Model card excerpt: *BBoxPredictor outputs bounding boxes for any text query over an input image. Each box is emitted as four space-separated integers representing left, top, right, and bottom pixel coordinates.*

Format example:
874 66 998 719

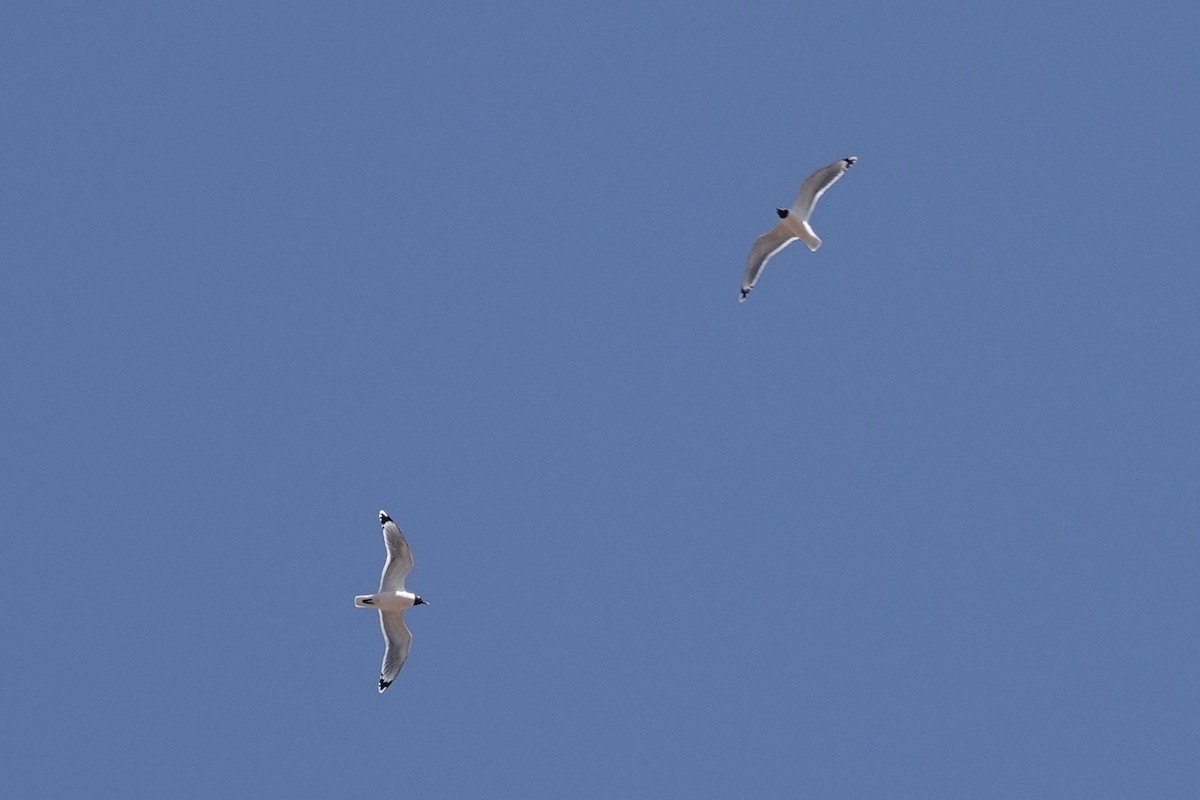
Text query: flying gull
740 156 858 302
355 510 428 693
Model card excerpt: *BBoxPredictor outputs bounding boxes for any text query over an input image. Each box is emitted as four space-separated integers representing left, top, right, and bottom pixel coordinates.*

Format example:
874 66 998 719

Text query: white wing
378 510 413 593
740 223 797 302
792 156 857 221
377 609 412 693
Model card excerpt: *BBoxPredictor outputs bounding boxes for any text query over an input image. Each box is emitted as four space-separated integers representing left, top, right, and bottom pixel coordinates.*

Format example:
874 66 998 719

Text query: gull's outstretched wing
740 223 797 302
792 156 857 221
378 510 413 593
377 609 412 693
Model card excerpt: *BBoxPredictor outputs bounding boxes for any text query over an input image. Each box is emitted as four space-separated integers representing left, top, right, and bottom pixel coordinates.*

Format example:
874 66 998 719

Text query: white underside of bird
740 156 858 302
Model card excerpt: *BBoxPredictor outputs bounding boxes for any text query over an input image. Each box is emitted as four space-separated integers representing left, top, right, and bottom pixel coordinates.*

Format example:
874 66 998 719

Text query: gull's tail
798 220 822 251
355 595 375 607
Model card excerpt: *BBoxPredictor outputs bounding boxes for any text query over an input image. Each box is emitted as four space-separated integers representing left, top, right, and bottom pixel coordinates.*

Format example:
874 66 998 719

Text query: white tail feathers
799 220 822 251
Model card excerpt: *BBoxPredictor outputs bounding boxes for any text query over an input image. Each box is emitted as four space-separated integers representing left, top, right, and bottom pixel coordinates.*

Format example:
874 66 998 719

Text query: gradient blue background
3 2 1198 797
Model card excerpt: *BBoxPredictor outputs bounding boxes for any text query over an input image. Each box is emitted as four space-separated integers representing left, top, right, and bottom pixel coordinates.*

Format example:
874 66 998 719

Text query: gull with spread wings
740 156 858 302
354 510 428 693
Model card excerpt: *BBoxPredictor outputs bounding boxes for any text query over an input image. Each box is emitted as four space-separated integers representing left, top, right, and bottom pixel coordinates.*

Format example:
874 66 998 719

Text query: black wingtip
739 288 750 302
378 677 392 693
379 510 392 526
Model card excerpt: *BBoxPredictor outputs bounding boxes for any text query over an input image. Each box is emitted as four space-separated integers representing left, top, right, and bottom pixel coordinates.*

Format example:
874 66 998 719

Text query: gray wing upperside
377 609 412 693
740 223 797 302
792 157 855 221
378 511 413 593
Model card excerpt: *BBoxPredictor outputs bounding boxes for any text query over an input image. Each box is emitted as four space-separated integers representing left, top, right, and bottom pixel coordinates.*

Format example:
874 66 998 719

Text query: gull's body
354 510 427 693
740 156 857 302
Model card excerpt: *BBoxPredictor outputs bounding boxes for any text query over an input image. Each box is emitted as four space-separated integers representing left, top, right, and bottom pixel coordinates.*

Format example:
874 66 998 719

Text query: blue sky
3 1 1198 796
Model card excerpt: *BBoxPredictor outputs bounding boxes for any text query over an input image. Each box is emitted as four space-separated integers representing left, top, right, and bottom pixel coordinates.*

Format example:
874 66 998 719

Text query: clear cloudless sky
2 1 1198 797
